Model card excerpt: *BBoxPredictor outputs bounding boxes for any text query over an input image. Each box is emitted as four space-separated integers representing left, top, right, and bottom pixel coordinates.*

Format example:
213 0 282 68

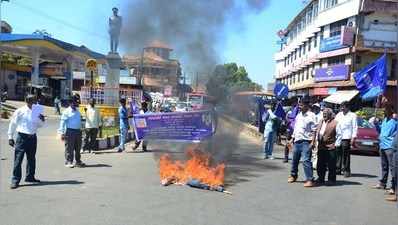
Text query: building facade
0 31 104 101
274 0 397 105
123 42 182 97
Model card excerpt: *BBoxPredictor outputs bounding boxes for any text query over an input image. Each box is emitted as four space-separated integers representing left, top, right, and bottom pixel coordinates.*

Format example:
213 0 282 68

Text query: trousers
65 129 82 163
12 133 37 185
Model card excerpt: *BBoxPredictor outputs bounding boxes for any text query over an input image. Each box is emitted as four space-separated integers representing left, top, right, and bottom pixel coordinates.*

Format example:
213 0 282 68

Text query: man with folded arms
8 95 45 189
314 108 338 185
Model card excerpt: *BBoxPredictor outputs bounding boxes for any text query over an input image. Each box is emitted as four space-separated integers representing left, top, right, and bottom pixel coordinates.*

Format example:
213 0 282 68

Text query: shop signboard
314 64 349 82
341 26 355 46
320 26 354 53
320 35 345 52
311 87 338 96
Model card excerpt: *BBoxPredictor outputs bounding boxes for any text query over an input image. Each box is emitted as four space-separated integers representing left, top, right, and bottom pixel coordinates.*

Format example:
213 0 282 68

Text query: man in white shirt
8 95 45 189
312 103 323 169
288 98 317 187
133 102 150 152
335 101 358 177
83 99 101 153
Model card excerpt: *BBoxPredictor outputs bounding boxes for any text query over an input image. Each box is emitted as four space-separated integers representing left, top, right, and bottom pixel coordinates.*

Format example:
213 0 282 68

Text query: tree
206 62 263 104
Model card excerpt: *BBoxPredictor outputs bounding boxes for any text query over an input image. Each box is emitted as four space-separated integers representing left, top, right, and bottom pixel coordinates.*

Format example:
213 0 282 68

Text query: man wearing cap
58 97 85 168
8 95 45 189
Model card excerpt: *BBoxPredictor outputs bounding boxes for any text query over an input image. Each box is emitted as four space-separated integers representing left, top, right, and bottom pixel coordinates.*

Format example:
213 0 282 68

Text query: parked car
351 117 379 156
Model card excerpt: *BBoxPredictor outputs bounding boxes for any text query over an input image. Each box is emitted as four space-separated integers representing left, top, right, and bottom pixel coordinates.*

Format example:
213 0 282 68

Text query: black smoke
120 0 269 73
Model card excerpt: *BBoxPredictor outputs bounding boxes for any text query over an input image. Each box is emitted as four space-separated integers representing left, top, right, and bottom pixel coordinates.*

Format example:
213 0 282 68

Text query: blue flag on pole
274 102 286 119
354 53 387 101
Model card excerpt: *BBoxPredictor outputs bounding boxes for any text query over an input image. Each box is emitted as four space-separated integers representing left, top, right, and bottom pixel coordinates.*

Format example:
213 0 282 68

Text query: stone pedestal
105 53 121 106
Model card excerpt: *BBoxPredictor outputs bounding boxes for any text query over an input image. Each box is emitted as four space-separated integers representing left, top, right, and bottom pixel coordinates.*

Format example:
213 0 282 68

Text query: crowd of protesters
260 96 397 203
6 92 398 206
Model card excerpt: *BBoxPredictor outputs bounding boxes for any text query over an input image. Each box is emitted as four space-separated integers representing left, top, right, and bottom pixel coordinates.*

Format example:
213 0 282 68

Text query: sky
1 0 304 88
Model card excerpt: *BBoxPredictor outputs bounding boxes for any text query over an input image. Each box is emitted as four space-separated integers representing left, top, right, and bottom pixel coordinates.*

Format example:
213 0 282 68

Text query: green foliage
1 53 32 66
206 63 263 103
100 126 119 138
356 108 385 120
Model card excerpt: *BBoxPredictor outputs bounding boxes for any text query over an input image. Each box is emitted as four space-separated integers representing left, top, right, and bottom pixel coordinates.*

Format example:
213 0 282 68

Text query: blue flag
354 53 387 101
274 102 286 119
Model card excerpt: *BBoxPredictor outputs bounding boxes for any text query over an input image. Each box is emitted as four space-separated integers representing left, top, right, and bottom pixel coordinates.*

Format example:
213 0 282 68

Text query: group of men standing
6 94 148 189
262 97 398 203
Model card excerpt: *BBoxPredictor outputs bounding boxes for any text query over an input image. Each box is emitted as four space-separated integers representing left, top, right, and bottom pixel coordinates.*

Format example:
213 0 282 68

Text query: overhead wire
11 1 108 41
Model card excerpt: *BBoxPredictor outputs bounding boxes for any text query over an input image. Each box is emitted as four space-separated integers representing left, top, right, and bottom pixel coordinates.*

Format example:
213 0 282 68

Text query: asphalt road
0 118 397 225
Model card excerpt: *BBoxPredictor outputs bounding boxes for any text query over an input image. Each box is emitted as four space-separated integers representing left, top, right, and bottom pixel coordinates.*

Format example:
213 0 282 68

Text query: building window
307 6 313 24
320 27 324 41
327 55 345 66
324 0 338 9
306 69 309 80
308 38 312 52
303 42 306 55
294 49 297 60
313 3 318 18
314 33 318 48
330 19 347 37
299 46 302 58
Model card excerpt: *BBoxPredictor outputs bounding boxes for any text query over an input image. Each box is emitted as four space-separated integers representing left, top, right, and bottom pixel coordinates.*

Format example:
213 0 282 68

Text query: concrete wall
360 12 398 48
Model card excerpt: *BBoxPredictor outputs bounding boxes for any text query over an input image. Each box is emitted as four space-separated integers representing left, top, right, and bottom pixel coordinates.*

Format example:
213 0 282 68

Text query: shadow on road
20 180 84 187
350 173 378 178
83 164 112 168
332 180 362 186
225 153 284 187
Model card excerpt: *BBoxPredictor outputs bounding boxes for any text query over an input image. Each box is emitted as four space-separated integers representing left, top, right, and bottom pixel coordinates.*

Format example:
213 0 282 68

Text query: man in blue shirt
118 98 129 152
386 133 398 202
373 104 397 195
58 97 85 168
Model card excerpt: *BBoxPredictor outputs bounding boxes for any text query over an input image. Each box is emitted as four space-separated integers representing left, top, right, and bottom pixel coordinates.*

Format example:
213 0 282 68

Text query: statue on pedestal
109 7 122 54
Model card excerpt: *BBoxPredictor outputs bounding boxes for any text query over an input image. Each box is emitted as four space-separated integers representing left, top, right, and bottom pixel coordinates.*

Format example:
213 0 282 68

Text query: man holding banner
132 108 215 143
133 102 150 152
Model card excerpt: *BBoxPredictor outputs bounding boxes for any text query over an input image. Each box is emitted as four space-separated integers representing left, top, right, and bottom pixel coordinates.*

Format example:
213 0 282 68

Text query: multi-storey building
274 0 397 106
123 41 182 96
